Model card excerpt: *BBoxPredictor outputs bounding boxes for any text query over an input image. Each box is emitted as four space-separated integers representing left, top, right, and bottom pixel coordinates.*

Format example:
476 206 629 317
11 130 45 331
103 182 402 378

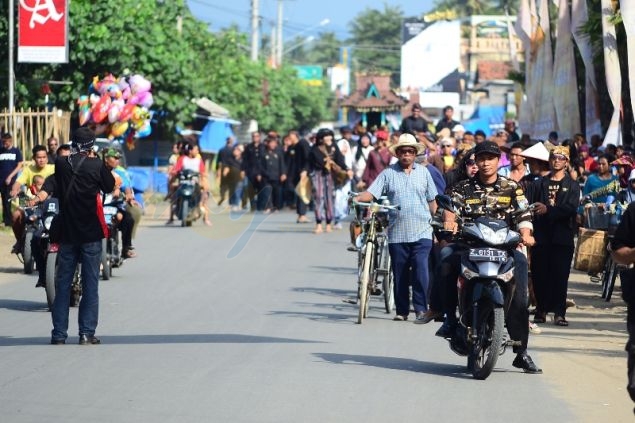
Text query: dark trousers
440 245 529 354
428 242 444 312
258 180 282 211
118 210 135 251
0 184 12 226
388 238 433 316
531 244 575 317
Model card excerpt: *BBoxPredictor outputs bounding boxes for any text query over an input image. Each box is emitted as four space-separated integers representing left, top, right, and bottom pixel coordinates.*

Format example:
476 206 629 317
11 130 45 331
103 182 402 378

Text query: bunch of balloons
76 73 153 145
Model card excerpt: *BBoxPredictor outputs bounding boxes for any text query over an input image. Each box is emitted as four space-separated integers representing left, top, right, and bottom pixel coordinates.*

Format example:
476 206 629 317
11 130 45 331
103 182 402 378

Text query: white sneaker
529 321 542 334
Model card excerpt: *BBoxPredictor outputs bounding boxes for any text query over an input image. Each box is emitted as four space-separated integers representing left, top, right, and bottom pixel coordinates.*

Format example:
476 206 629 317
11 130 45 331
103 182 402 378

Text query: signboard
294 65 323 87
18 0 69 63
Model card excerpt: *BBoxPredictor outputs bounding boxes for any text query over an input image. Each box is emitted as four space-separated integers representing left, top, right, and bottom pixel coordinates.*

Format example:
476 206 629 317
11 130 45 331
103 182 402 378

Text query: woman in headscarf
443 147 478 192
308 128 352 234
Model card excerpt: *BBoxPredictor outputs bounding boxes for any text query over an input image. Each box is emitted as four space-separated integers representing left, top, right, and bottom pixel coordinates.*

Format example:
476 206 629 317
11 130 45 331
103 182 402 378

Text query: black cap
474 141 501 157
1 132 12 139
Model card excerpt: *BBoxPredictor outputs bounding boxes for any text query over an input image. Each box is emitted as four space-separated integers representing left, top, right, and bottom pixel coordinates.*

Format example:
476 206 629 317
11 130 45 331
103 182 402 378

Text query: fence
0 108 71 158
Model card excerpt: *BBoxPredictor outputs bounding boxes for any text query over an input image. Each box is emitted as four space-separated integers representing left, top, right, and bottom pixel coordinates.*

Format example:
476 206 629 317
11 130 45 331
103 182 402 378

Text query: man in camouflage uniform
436 141 542 374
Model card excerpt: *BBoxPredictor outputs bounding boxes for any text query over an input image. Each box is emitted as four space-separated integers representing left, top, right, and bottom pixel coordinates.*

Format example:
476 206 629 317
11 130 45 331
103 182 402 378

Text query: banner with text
18 0 69 63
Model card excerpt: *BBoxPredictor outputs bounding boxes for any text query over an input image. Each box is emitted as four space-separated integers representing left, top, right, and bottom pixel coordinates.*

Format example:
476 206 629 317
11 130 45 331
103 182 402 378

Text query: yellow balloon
111 121 129 138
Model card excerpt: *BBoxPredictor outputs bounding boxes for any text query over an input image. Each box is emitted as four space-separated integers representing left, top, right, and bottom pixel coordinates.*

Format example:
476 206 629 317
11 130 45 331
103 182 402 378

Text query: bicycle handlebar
352 200 400 211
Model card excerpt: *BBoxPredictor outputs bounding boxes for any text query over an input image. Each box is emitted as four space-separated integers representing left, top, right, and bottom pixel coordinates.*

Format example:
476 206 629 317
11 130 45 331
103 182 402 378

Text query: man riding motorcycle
10 145 55 253
436 141 542 374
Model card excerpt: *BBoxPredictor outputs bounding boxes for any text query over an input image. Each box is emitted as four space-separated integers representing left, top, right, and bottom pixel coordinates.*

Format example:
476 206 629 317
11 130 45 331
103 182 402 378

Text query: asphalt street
0 210 618 422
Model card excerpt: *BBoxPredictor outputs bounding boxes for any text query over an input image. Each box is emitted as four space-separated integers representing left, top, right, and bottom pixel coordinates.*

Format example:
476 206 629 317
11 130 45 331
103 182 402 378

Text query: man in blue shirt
0 133 23 226
353 133 438 322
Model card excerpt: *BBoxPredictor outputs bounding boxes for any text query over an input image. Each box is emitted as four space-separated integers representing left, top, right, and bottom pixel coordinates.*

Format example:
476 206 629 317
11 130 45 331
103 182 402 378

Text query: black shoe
435 321 455 338
370 287 382 296
79 334 101 345
35 278 46 288
50 338 65 345
512 352 542 374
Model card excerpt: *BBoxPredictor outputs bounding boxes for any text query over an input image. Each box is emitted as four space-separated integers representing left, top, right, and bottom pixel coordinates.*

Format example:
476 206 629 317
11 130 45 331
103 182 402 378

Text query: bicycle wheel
382 253 395 313
605 261 619 301
358 241 374 324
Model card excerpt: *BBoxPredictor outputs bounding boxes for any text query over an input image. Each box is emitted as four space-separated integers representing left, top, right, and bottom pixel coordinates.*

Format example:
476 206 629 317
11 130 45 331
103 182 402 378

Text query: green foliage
429 0 520 16
0 0 329 137
348 4 404 85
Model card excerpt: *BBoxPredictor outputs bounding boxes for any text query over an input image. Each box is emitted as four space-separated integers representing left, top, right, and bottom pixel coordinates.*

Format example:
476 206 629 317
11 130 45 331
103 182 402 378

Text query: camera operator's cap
105 148 121 159
473 140 501 157
388 133 425 157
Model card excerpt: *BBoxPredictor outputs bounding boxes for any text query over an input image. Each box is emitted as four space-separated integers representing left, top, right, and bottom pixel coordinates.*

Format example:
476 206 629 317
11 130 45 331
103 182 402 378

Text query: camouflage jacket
449 175 533 231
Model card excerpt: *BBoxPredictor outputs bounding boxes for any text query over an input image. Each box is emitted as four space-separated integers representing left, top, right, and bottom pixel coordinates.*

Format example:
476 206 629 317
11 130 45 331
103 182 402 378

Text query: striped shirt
367 162 438 243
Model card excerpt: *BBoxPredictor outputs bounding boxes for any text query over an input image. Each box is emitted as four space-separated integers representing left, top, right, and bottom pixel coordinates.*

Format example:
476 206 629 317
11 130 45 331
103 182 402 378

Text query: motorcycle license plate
468 248 507 262
103 206 118 215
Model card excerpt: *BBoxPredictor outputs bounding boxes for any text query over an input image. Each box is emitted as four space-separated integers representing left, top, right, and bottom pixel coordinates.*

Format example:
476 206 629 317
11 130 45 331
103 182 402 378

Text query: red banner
18 0 68 63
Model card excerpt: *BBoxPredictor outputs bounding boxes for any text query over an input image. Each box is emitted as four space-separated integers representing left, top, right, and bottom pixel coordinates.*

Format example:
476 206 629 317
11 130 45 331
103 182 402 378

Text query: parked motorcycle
101 193 126 280
433 195 532 380
21 202 42 274
42 198 81 310
174 169 201 227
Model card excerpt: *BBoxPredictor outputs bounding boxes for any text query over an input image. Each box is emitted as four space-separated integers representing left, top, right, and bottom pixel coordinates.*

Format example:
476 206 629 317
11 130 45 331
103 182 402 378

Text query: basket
573 228 608 273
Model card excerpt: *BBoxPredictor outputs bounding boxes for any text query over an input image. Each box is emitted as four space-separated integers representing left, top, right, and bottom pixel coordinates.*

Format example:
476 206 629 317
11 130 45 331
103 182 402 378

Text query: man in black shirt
241 132 265 211
48 127 115 345
258 135 287 212
285 131 311 222
399 103 430 135
0 133 23 226
610 202 635 408
435 105 460 133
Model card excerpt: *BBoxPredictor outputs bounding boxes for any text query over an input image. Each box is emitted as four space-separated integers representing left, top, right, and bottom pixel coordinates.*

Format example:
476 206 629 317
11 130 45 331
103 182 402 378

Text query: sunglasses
397 148 417 155
551 154 568 162
441 144 453 148
465 159 477 166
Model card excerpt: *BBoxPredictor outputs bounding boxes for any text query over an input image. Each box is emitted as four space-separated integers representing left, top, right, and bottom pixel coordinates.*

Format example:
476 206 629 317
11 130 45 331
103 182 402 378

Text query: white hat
629 169 635 181
452 124 466 133
388 133 426 157
520 142 549 162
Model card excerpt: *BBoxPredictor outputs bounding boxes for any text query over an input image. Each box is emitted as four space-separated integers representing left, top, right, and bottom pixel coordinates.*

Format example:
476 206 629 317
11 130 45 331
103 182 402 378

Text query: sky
187 0 437 40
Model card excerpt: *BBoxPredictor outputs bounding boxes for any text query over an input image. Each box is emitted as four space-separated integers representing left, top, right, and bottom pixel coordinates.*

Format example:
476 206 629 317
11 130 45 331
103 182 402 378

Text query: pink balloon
91 94 111 123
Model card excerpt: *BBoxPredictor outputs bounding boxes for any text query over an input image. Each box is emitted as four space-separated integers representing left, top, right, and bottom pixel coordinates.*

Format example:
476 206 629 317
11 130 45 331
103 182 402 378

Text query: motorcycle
20 201 42 274
101 193 126 280
433 195 532 380
174 169 201 227
42 198 81 311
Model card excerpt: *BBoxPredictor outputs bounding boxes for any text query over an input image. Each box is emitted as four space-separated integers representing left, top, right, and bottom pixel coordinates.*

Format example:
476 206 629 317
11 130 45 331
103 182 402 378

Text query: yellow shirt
16 163 54 186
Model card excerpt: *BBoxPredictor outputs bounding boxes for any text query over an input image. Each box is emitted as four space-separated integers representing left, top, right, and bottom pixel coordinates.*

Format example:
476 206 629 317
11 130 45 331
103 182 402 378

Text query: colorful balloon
77 95 91 126
91 94 111 123
118 102 136 122
110 121 129 138
107 99 124 123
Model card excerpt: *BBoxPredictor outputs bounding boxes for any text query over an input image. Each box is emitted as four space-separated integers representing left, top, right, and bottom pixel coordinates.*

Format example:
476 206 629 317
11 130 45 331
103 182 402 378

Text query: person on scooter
436 141 542 374
103 148 137 258
9 145 55 254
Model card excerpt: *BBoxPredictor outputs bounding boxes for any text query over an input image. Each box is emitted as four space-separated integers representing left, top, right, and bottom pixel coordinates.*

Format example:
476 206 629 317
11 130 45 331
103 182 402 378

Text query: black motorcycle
42 199 81 311
174 169 201 227
433 195 532 380
21 203 42 274
101 193 126 280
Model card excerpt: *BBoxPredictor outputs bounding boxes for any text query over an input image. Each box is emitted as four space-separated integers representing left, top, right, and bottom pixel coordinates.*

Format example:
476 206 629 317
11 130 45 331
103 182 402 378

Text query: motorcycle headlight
477 223 508 245
44 216 54 230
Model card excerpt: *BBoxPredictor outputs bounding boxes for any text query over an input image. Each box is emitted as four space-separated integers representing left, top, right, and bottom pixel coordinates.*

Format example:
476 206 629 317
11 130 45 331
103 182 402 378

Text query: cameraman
48 128 115 345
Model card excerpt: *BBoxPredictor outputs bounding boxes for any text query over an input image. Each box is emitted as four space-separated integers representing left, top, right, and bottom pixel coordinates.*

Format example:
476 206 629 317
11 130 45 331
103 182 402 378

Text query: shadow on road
0 333 324 347
292 286 355 298
307 265 356 274
0 266 25 274
312 352 474 379
0 298 48 312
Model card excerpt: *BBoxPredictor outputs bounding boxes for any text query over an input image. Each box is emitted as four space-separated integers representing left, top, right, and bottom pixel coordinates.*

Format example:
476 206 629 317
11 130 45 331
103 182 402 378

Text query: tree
348 4 404 86
0 0 329 136
429 0 520 16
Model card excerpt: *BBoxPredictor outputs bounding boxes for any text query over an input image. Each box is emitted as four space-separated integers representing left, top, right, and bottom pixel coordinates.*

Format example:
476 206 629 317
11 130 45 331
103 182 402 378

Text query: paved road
0 210 629 422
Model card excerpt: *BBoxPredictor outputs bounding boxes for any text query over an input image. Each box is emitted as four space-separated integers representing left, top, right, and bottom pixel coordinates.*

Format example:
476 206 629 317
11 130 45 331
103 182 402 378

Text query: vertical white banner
514 0 535 136
531 0 556 139
601 0 623 146
552 0 580 139
571 0 603 140
620 0 635 125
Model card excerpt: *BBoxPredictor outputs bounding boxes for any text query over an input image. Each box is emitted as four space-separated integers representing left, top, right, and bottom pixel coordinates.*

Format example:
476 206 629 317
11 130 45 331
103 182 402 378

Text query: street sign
18 0 69 63
294 66 323 86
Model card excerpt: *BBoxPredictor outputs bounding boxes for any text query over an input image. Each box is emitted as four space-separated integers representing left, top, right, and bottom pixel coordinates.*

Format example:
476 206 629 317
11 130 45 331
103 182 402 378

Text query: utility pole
250 0 259 61
8 0 15 113
276 0 283 66
271 26 277 67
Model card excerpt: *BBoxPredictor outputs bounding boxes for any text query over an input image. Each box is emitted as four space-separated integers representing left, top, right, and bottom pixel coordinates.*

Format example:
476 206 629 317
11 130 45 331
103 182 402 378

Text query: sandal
554 316 569 327
533 311 546 324
123 249 137 258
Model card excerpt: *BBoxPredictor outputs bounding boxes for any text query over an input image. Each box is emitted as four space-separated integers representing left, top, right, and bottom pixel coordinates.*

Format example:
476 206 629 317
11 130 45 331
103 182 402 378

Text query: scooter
174 169 201 227
101 193 126 280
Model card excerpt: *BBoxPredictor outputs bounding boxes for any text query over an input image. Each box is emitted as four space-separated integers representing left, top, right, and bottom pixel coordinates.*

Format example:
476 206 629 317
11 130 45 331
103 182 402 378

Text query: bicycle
351 197 399 324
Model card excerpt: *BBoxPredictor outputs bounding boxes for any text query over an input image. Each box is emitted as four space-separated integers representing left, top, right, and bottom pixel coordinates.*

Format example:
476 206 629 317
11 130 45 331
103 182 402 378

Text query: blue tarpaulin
462 105 506 136
198 120 235 154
